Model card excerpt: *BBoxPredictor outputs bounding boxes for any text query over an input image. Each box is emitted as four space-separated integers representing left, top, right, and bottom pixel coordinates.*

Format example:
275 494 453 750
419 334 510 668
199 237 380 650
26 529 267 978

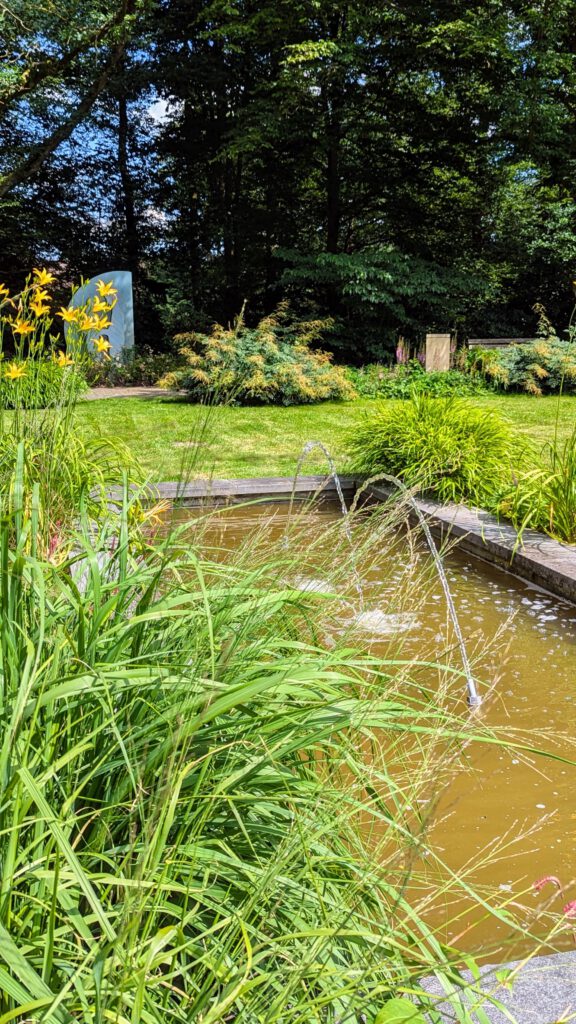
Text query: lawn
75 393 576 480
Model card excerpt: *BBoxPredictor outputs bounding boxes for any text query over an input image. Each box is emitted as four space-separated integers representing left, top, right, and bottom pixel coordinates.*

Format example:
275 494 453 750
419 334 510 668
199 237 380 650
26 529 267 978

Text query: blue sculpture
64 270 134 359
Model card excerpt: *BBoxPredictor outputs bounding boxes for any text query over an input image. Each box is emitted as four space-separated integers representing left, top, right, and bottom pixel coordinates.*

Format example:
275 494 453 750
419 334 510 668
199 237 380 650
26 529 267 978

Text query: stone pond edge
118 474 576 607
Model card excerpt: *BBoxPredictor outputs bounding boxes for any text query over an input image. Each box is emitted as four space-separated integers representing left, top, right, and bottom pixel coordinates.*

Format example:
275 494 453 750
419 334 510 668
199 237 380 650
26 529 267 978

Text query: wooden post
425 333 451 372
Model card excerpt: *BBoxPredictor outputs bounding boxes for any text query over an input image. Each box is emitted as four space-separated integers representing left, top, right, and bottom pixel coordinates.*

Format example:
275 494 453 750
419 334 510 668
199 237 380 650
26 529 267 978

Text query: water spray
351 473 482 709
288 445 481 709
288 440 362 604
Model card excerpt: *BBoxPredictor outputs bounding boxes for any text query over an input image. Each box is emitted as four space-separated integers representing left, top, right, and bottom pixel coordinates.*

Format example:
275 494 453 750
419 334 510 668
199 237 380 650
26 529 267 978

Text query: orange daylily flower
94 336 112 356
12 319 34 336
92 297 115 314
30 300 51 317
77 313 99 331
54 351 74 368
57 307 79 324
93 315 112 331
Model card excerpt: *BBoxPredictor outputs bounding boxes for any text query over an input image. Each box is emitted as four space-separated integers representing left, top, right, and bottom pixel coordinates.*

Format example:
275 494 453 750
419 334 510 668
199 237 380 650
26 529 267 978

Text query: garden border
131 475 576 605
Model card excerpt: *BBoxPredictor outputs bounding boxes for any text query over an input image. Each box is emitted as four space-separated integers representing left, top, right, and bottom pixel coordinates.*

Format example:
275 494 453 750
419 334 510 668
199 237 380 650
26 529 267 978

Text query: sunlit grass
74 393 576 480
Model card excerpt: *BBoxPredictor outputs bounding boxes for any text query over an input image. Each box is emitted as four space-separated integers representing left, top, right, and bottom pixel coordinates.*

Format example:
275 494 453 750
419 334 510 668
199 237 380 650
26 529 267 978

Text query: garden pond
180 496 576 961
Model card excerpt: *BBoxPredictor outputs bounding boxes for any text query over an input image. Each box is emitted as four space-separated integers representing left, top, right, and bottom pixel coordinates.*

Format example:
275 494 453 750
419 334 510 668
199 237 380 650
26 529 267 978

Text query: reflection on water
178 498 576 957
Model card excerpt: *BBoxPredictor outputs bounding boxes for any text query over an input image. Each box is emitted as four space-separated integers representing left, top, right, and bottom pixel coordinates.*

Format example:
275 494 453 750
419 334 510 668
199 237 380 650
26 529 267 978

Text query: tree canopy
1 0 575 360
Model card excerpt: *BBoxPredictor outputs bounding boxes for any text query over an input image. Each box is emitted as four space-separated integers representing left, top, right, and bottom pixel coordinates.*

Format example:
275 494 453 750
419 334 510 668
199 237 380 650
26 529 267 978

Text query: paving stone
422 951 576 1023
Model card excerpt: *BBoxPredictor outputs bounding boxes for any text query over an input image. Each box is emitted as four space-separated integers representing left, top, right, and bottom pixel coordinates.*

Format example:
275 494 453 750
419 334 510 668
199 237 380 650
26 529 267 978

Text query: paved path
423 950 576 1022
84 386 181 400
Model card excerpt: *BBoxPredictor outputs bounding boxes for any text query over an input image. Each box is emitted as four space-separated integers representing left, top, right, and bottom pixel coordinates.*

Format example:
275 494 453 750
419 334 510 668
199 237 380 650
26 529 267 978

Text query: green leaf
375 998 427 1024
495 968 515 991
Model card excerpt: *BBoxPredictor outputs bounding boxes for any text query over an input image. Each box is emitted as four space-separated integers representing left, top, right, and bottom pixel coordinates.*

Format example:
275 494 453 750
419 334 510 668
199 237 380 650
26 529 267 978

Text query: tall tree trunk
223 155 242 317
323 8 347 255
326 122 341 254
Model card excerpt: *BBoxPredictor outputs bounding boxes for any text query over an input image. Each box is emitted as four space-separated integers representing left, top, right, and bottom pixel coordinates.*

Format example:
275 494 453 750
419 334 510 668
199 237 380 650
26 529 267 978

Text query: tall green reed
0 469 555 1024
498 424 576 542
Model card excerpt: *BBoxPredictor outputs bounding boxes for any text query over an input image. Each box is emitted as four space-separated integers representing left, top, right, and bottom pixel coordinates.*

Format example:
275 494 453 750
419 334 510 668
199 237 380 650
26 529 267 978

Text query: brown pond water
182 497 576 960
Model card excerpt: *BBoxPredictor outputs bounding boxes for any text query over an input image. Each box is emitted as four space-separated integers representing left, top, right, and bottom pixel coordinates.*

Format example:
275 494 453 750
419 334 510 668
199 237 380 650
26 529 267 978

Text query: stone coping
422 949 576 1023
111 475 359 505
110 474 576 603
365 484 576 605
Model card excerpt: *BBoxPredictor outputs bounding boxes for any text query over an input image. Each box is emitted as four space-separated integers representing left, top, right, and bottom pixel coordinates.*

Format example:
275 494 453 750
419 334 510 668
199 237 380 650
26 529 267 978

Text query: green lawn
75 393 576 481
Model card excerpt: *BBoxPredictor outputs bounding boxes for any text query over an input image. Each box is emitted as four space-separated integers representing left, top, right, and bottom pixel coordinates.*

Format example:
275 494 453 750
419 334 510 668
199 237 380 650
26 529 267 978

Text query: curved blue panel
64 270 134 359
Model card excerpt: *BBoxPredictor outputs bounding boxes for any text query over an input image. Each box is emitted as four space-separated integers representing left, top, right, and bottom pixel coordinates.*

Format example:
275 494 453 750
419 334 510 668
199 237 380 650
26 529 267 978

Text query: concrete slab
365 485 576 605
422 950 576 1023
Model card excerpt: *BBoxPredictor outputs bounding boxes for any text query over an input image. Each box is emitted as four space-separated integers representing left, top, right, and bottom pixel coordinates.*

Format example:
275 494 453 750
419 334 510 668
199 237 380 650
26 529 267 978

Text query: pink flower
563 901 576 918
533 875 563 893
48 520 63 560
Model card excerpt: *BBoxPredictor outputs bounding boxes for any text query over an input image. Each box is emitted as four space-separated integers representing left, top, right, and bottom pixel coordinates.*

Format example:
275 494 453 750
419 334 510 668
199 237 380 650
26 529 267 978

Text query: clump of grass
0 479 533 1023
499 423 576 542
348 394 523 506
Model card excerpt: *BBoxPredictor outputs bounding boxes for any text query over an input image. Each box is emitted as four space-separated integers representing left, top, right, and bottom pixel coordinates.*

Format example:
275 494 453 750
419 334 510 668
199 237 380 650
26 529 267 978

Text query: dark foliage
1 1 575 361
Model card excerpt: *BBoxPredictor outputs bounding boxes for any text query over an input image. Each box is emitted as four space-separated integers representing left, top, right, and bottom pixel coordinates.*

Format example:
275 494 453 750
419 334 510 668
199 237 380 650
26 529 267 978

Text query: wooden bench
467 337 535 349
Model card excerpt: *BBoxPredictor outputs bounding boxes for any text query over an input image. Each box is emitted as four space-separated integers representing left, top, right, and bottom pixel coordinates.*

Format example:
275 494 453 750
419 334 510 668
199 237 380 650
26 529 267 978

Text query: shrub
0 357 87 407
348 394 522 505
85 347 183 387
347 360 490 399
159 303 356 405
459 339 576 396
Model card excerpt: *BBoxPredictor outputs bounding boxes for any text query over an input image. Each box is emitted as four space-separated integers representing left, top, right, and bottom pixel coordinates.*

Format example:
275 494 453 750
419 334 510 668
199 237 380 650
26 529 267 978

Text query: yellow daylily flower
94 336 112 356
0 284 9 299
12 319 35 336
5 362 26 381
96 279 117 297
30 300 51 317
33 267 56 285
57 306 79 324
80 314 102 331
54 351 74 368
93 315 112 331
92 297 115 314
33 288 51 303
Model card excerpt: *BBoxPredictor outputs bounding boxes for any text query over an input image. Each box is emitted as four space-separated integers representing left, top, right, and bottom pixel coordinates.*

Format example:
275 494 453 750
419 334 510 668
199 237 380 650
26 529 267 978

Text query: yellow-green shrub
159 304 356 405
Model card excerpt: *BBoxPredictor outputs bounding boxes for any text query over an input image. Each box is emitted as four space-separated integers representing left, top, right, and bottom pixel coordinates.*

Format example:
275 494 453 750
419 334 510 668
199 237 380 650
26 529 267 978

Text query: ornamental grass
0 469 556 1023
